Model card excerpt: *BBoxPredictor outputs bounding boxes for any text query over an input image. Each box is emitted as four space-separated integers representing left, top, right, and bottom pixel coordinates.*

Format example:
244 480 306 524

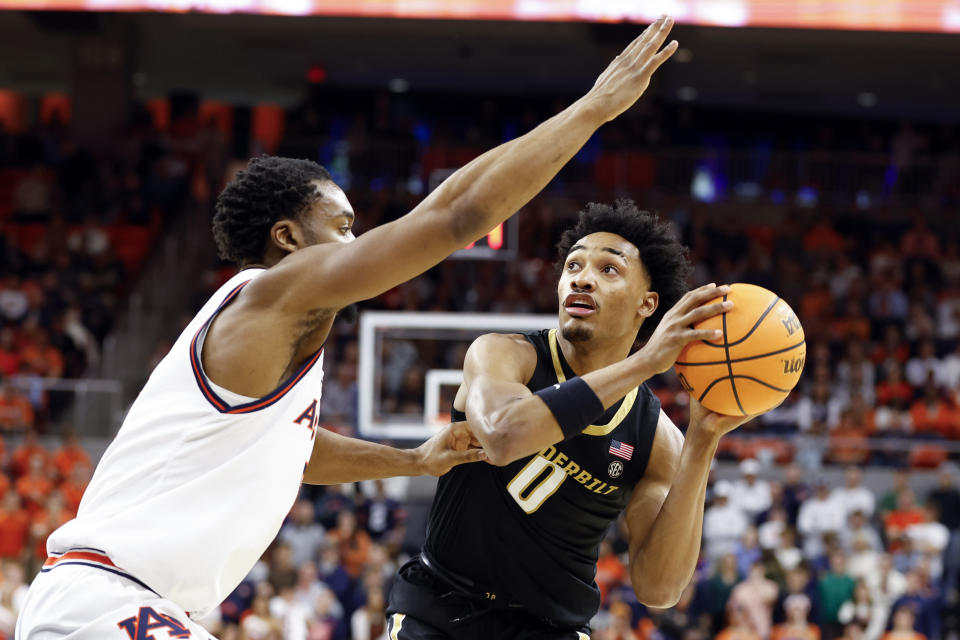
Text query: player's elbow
634 584 683 609
467 400 522 466
481 425 521 466
475 413 525 467
631 561 686 609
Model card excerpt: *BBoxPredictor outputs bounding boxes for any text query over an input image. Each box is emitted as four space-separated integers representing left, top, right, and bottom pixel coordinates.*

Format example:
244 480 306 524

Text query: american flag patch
609 440 634 461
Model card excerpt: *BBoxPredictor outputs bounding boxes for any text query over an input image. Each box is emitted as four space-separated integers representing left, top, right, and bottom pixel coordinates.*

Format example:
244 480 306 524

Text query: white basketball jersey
48 268 325 617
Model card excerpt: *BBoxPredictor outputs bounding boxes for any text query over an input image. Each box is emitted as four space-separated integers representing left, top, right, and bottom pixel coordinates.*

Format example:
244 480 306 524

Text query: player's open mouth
564 293 597 317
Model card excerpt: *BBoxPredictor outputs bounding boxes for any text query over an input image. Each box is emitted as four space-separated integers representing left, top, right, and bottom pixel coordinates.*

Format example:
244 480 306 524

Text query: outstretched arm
249 17 679 313
460 284 730 466
302 422 483 485
623 405 752 608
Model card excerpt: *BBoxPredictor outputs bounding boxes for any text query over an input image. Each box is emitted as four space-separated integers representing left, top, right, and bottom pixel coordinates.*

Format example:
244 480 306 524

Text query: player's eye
567 261 579 271
602 265 619 274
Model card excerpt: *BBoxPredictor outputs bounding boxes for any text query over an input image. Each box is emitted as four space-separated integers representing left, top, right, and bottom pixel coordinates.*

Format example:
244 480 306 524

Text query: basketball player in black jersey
386 202 761 638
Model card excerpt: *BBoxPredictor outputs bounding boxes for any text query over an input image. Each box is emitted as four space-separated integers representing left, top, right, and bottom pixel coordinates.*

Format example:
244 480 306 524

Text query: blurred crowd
5 430 957 640
602 461 960 640
0 429 92 637
0 106 197 431
1 86 960 640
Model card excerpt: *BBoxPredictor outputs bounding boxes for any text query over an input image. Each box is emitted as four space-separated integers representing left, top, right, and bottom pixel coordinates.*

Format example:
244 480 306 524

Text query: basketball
675 283 806 416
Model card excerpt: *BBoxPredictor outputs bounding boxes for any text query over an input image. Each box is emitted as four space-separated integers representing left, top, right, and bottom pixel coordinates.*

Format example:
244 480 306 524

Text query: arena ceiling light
1 0 958 33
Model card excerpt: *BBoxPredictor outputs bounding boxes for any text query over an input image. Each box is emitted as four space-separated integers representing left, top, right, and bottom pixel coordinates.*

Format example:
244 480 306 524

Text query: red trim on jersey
189 279 324 414
44 550 117 569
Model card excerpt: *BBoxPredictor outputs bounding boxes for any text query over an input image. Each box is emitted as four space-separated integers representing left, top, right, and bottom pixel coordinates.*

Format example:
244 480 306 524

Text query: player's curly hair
555 199 692 345
213 156 333 266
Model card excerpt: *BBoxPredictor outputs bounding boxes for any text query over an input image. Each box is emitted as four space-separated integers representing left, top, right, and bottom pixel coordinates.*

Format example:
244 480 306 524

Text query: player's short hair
213 156 333 265
555 199 691 345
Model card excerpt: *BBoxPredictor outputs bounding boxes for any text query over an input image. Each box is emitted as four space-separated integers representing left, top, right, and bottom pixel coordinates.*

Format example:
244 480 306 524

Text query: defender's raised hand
585 15 679 123
637 283 732 375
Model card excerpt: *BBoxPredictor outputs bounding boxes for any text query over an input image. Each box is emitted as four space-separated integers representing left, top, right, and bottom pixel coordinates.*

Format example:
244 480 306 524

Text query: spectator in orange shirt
14 453 53 515
596 539 628 604
828 396 872 465
30 490 72 561
876 363 913 408
900 216 940 262
803 217 845 254
880 606 927 640
9 430 47 479
0 380 34 432
0 492 29 560
19 328 64 379
0 328 20 377
872 326 910 368
771 593 820 640
909 381 955 439
830 299 871 345
51 429 91 482
884 490 926 552
0 472 8 501
59 462 91 515
800 281 834 326
329 510 371 579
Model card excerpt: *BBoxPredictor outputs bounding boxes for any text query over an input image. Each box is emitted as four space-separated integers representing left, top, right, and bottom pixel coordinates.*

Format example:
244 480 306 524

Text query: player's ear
638 291 658 319
270 219 302 255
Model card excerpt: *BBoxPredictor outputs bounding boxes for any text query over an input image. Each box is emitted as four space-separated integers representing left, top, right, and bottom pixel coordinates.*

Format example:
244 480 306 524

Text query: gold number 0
506 456 566 514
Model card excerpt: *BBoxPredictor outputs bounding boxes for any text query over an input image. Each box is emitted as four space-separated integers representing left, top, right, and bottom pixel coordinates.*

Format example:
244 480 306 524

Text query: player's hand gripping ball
675 283 805 416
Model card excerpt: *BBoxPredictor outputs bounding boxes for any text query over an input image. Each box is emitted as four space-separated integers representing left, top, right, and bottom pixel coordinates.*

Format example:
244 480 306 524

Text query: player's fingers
683 284 730 310
673 283 723 314
633 15 674 64
451 448 487 466
686 328 724 342
683 300 733 325
646 39 679 72
447 420 470 440
619 15 667 61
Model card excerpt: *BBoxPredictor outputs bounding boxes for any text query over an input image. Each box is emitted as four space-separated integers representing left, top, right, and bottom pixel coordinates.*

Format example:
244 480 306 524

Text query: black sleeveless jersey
422 329 661 628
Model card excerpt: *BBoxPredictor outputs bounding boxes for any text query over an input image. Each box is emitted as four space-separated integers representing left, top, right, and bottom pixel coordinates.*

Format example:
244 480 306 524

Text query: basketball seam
697 295 782 349
720 294 746 416
697 375 728 404
695 374 793 407
729 375 793 393
675 340 806 367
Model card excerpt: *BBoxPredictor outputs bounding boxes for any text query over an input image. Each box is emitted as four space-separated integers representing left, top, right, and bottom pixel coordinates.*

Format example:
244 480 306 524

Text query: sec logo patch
608 460 623 478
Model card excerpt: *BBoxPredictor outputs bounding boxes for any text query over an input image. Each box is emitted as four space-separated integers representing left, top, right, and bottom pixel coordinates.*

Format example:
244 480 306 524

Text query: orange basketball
674 283 806 416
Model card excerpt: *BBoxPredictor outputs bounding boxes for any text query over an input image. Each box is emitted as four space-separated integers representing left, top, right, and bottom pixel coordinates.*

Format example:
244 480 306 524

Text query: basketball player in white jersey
16 16 679 639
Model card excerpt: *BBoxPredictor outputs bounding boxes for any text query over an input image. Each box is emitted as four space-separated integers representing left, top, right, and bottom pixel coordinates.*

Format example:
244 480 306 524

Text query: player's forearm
628 426 719 607
424 99 605 244
302 429 422 484
471 355 657 465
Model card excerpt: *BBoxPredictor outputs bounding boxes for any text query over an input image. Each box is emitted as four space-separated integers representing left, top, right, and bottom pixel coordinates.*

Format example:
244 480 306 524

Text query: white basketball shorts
16 550 216 640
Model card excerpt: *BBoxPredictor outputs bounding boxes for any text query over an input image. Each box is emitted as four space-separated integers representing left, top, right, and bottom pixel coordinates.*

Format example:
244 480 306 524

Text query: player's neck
556 333 634 376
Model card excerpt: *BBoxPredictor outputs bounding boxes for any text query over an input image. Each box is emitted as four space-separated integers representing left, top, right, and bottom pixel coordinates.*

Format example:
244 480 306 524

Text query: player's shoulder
470 331 538 354
465 332 539 375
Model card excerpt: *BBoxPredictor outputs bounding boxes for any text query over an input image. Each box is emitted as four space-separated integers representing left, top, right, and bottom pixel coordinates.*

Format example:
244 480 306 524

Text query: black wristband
534 377 606 440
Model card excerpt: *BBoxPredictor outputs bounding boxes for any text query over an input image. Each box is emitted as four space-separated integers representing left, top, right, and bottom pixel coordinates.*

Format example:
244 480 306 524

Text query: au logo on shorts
117 607 191 639
608 460 623 478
